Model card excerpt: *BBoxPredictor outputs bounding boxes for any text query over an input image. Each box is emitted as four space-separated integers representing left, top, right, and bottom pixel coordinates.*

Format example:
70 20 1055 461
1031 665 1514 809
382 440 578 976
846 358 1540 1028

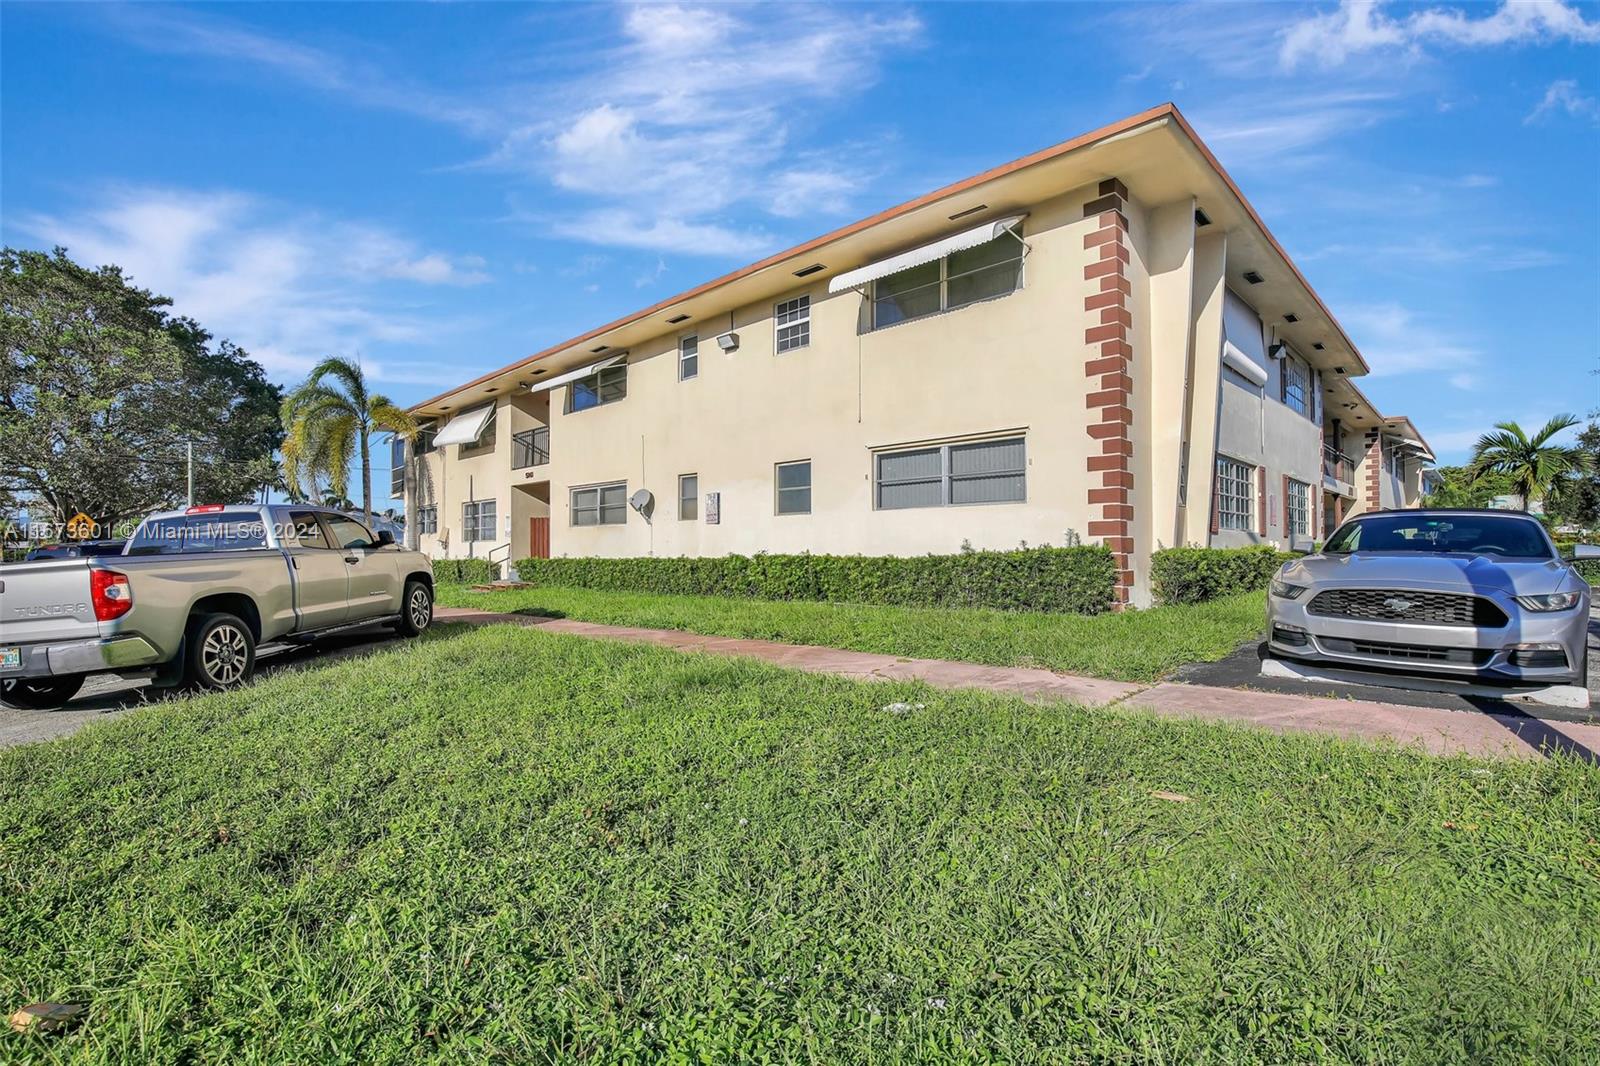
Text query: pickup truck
0 504 435 710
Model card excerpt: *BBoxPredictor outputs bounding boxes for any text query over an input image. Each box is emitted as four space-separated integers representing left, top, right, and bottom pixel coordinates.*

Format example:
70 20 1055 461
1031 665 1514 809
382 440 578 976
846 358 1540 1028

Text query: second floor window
679 335 699 380
775 295 810 352
568 363 627 413
1282 356 1309 416
389 436 406 498
513 427 549 469
872 230 1024 329
1215 456 1254 531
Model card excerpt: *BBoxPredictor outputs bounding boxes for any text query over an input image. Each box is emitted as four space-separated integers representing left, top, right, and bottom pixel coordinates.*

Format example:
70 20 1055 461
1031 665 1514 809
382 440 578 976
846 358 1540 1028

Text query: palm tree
280 357 416 528
1469 414 1590 510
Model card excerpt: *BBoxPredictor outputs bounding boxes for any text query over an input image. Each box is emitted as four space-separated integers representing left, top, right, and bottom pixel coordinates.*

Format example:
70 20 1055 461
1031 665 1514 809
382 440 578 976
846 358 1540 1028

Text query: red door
529 516 551 559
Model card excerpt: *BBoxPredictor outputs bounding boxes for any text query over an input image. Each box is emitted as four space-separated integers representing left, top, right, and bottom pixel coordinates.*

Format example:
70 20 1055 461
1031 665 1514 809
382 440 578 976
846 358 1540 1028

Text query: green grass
436 584 1267 683
2 624 1598 1062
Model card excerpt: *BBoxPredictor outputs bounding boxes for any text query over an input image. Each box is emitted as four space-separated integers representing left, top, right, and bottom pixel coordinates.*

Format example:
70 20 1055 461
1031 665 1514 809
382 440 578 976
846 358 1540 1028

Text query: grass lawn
435 584 1267 683
3 623 1598 1062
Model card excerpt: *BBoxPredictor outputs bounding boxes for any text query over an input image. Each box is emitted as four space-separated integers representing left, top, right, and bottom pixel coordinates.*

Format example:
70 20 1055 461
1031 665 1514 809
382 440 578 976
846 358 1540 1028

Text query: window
513 427 549 469
1215 456 1254 531
414 423 438 455
679 335 698 380
324 514 378 550
1282 356 1309 416
572 482 627 526
678 474 698 521
126 512 269 555
389 436 406 498
775 460 811 515
288 510 333 549
417 506 438 535
871 230 1023 329
568 363 627 413
875 436 1026 509
461 499 497 542
775 295 810 353
1286 479 1311 538
461 406 496 454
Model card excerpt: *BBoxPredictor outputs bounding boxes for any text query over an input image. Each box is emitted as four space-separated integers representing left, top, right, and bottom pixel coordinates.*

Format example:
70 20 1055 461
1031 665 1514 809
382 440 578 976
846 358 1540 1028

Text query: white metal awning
525 353 626 395
827 215 1026 294
1221 340 1269 387
431 404 496 447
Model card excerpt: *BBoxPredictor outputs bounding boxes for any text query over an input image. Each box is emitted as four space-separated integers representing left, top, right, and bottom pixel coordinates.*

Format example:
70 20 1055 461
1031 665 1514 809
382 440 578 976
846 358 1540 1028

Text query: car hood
1283 552 1575 597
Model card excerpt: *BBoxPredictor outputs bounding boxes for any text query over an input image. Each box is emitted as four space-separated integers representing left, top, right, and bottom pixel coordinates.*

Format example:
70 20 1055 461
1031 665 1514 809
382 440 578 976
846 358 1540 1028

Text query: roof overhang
409 102 1373 418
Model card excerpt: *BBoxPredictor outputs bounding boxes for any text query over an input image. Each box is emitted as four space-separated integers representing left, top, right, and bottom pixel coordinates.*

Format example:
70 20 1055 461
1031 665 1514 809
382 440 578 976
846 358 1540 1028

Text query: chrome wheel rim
201 624 249 686
409 588 431 629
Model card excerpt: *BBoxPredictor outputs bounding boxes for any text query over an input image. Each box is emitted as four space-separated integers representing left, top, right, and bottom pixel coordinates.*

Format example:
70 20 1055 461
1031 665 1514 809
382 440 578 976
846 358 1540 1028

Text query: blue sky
4 1 1597 463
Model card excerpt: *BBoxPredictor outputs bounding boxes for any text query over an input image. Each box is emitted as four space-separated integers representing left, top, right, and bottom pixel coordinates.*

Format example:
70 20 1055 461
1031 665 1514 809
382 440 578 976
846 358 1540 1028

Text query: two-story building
398 103 1432 605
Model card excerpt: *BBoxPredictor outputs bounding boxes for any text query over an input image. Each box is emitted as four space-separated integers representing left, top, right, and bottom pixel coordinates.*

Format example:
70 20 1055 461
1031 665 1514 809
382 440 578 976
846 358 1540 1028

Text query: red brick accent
1082 178 1134 601
1257 467 1268 534
1363 429 1383 511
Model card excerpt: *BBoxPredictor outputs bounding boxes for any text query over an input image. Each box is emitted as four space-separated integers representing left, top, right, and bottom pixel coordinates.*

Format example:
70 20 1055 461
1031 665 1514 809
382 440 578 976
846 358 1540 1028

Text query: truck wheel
184 612 256 691
0 675 85 711
393 580 433 637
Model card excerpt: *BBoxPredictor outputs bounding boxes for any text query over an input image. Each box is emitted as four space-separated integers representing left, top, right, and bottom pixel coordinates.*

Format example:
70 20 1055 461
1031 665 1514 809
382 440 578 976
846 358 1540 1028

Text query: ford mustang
1266 510 1593 686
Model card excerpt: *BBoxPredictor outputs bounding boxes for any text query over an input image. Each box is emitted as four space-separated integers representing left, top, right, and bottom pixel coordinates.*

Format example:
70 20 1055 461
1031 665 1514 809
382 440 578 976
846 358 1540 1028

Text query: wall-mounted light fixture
715 331 740 352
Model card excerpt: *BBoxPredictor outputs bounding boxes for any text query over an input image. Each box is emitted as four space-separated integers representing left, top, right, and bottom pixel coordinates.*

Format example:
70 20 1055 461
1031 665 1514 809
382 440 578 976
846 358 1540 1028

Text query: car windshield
126 513 268 555
1324 514 1552 559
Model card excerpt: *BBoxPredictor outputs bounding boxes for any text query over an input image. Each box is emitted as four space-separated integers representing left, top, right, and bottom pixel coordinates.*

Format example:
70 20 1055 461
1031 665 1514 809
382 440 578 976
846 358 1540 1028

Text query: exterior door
285 510 349 629
529 516 551 559
321 514 400 621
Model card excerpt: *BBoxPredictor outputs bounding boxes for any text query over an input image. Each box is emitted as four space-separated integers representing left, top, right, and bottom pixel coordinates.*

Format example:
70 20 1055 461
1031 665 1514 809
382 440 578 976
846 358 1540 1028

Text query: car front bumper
0 636 163 679
1266 592 1589 685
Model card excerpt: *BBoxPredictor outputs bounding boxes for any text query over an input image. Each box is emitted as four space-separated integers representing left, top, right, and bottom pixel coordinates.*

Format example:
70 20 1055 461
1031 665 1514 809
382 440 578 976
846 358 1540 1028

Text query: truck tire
392 579 433 637
184 612 256 691
0 675 86 711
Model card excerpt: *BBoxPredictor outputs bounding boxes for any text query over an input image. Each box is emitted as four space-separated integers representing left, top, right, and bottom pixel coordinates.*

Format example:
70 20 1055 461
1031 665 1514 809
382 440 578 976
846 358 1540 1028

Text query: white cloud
1525 79 1600 124
1340 303 1481 379
548 208 773 258
1281 0 1600 69
16 188 487 385
1300 235 1560 271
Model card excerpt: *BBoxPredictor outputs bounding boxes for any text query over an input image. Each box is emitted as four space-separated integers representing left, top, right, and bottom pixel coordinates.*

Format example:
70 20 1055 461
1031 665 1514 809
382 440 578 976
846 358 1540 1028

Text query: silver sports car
1266 510 1593 685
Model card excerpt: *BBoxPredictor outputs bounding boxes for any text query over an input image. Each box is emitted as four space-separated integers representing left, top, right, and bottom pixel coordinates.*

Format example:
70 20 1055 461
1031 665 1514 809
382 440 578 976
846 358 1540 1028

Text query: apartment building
399 103 1432 605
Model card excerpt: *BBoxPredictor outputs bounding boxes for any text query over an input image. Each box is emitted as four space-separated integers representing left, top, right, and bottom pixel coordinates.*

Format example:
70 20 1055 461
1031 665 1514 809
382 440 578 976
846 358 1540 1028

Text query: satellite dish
629 489 654 521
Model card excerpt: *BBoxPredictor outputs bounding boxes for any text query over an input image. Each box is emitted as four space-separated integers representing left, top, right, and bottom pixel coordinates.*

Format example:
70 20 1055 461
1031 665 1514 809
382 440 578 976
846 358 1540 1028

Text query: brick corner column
1082 178 1134 601
1363 428 1383 512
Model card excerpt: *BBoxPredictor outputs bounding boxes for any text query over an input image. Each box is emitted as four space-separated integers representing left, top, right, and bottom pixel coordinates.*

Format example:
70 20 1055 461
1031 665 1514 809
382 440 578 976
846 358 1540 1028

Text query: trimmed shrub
512 547 1118 614
1150 546 1296 605
431 557 498 585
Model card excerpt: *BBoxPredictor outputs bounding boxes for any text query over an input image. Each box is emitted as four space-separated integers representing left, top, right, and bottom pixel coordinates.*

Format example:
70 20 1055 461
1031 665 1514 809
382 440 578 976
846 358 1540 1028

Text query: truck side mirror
375 529 396 548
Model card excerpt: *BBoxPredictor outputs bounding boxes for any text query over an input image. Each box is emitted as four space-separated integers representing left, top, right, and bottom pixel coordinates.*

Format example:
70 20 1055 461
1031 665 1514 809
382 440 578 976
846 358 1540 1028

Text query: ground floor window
875 435 1026 509
1215 456 1254 531
775 460 811 515
1286 478 1312 538
678 474 698 521
572 482 627 526
417 506 437 535
462 499 497 542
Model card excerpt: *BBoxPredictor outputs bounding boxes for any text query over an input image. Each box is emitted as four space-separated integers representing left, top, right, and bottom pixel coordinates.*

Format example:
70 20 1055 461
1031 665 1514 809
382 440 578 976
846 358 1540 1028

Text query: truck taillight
186 504 226 514
90 569 133 621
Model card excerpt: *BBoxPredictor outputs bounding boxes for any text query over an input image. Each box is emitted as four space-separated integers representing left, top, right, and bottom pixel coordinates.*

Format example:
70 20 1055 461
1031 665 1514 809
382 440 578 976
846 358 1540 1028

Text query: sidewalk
434 607 1600 761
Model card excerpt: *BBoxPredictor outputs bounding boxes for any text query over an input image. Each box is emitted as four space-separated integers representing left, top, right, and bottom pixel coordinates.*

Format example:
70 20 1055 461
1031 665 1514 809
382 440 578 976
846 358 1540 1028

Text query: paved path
436 607 1600 762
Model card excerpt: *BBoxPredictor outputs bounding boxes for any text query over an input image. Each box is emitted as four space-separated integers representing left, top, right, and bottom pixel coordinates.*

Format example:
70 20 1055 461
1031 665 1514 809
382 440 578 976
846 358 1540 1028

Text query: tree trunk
360 426 372 529
402 443 417 551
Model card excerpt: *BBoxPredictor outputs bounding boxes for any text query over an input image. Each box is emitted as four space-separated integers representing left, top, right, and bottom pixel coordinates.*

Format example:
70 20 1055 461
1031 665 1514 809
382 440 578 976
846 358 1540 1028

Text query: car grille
1306 588 1507 627
1318 637 1491 666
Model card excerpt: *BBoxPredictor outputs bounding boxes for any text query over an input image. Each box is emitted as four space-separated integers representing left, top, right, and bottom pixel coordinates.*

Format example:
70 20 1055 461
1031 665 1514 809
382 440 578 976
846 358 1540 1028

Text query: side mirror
375 529 396 547
1574 544 1600 559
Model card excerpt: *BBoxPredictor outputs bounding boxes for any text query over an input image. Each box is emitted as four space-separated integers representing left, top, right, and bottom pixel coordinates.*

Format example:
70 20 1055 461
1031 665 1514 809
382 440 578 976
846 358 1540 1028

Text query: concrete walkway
436 606 1600 762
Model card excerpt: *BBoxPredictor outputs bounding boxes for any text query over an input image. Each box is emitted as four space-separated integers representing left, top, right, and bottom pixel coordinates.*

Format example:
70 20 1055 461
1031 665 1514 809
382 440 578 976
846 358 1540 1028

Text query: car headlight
1514 592 1582 612
1270 578 1309 600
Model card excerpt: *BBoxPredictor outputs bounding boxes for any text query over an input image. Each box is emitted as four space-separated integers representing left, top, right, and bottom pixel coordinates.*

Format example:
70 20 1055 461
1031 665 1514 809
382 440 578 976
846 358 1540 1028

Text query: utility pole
186 441 194 507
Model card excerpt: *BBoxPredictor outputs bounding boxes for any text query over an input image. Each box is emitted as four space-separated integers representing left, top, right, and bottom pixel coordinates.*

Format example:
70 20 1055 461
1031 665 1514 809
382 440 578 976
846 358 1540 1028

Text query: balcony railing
513 427 549 470
1322 444 1354 485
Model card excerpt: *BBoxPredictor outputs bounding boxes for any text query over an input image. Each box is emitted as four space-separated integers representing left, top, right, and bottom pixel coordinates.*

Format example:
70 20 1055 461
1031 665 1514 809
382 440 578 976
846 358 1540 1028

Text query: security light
715 331 740 352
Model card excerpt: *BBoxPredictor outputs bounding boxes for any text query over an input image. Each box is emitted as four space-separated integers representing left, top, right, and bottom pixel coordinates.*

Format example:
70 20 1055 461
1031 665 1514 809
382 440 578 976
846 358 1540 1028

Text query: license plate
1 647 19 671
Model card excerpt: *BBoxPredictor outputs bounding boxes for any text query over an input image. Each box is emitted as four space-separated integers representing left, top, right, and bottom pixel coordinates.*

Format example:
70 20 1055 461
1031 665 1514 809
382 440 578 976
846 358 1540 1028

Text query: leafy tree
0 247 283 531
280 357 415 528
1545 420 1600 530
1469 414 1590 510
1423 465 1515 509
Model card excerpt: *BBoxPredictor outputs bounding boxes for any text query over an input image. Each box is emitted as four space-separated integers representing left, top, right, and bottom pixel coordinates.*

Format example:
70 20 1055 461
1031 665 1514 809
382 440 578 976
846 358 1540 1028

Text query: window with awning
432 404 496 447
828 216 1026 329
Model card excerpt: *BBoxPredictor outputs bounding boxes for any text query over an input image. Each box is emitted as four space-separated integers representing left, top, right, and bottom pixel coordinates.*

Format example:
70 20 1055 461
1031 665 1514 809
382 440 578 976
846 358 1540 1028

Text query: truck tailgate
0 559 101 645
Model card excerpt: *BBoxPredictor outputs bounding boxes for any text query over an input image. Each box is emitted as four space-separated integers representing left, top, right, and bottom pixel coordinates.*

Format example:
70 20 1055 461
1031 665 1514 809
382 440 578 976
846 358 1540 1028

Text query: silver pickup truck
0 504 435 710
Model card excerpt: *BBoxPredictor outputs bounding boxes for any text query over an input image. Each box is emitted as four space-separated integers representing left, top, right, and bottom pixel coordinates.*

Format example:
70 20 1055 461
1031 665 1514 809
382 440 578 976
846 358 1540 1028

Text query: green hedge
431 557 498 585
512 547 1118 614
1150 546 1297 605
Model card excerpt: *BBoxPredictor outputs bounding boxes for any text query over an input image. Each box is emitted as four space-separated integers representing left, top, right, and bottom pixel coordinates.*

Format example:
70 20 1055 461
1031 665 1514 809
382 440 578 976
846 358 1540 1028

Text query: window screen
572 482 627 526
876 436 1026 509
